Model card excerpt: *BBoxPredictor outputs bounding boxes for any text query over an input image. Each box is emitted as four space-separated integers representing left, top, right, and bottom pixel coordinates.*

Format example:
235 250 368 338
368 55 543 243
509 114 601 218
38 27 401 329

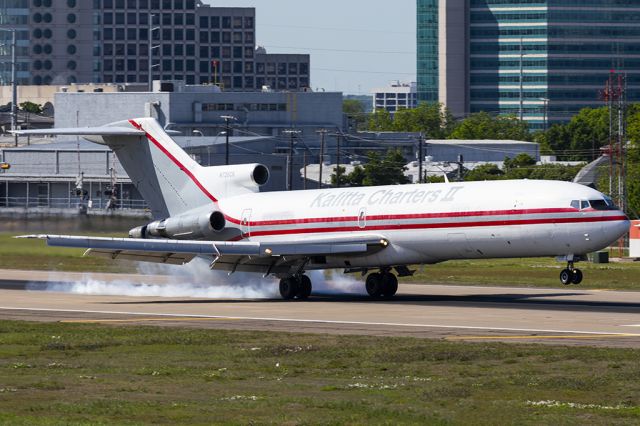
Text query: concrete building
0 1 310 91
53 80 344 139
371 82 418 113
417 0 640 129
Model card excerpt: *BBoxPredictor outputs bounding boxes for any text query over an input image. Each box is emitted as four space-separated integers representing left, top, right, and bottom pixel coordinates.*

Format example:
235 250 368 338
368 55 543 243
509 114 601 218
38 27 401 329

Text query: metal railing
0 197 149 210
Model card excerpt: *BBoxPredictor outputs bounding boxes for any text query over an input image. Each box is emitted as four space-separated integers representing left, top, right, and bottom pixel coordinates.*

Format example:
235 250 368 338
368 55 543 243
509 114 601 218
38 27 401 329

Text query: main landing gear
365 270 398 299
279 275 312 300
560 261 583 286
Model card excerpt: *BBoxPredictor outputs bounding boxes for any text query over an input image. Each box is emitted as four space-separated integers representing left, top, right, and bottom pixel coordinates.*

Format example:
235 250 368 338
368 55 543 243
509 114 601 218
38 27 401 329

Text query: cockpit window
589 199 617 211
581 200 590 210
570 200 580 209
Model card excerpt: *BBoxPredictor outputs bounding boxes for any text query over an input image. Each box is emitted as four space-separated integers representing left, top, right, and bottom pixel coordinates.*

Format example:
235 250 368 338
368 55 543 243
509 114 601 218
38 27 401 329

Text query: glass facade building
419 0 640 128
416 0 439 102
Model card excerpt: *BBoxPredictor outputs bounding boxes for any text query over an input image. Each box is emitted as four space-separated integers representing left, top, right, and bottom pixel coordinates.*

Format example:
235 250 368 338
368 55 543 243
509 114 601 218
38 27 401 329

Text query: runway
1 269 640 347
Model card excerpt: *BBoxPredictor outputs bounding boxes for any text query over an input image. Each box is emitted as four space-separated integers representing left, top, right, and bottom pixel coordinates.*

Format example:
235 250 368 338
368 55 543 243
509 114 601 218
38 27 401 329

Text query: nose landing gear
560 261 583 285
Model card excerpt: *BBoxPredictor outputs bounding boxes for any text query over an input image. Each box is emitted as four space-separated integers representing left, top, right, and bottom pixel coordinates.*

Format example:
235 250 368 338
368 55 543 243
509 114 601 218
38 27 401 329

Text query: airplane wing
18 234 389 274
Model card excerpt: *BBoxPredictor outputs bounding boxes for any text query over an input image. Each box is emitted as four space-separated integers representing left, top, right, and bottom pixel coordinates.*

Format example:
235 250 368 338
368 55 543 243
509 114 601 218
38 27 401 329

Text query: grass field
2 233 639 290
0 321 639 425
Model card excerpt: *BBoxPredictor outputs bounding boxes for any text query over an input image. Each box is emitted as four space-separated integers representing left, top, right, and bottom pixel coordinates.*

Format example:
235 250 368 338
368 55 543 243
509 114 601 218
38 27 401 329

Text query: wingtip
14 234 48 239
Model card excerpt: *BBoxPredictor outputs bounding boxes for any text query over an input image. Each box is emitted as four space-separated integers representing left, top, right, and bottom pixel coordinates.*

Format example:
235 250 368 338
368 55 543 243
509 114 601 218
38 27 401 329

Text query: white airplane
16 118 630 299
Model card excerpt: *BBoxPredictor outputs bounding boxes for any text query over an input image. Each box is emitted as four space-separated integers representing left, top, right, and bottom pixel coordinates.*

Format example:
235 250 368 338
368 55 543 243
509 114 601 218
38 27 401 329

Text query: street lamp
220 115 236 165
0 28 17 146
192 129 203 137
538 97 549 131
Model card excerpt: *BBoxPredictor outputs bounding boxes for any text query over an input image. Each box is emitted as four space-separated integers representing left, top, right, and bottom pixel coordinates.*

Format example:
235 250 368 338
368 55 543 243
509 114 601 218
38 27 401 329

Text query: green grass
0 321 639 424
406 257 640 290
0 233 135 273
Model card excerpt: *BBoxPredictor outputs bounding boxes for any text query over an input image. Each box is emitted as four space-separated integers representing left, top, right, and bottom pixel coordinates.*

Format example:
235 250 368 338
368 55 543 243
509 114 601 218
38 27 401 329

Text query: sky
203 0 417 95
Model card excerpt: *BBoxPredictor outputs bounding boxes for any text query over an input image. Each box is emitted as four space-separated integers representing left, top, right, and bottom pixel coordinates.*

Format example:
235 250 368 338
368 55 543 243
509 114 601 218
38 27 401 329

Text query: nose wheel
560 261 583 285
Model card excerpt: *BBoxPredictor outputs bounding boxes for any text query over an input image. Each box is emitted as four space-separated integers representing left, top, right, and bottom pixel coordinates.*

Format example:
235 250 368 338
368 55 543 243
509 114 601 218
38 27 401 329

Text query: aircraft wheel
279 277 298 300
365 273 384 298
559 269 572 286
571 269 583 285
296 275 312 299
381 273 398 298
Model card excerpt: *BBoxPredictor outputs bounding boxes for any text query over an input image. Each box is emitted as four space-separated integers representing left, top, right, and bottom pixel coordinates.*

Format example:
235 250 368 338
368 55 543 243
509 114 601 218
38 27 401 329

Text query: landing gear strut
365 270 398 299
279 275 312 300
560 261 583 285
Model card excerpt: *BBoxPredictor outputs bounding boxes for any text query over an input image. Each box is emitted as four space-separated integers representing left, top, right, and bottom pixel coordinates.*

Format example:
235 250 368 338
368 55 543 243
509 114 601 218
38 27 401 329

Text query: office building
417 0 640 128
0 1 310 91
371 82 418 113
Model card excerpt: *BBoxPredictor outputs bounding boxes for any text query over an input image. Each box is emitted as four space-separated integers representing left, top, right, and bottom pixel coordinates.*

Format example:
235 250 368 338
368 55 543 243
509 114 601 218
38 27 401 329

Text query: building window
43 29 52 38
43 60 52 70
67 29 77 39
104 13 113 25
175 13 183 25
211 16 220 28
33 13 42 23
67 14 76 24
43 13 52 23
67 60 77 70
33 45 42 55
43 44 52 54
33 29 42 38
175 44 183 55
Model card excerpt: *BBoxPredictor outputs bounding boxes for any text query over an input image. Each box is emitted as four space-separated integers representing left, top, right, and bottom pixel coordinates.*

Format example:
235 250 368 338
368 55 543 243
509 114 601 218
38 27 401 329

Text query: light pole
192 129 203 137
316 129 328 188
283 129 301 191
220 115 236 165
148 13 160 91
538 97 549 131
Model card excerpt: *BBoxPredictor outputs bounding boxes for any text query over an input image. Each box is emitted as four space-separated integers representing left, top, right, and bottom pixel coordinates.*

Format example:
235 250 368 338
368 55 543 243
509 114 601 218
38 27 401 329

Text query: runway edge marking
0 306 639 337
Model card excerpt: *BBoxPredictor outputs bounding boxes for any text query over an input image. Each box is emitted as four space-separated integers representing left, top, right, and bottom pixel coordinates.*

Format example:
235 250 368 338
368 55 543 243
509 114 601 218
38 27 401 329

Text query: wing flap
86 249 195 265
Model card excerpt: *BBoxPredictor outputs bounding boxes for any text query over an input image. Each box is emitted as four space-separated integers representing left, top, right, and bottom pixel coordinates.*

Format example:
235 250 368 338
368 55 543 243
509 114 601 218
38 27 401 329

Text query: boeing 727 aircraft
16 118 630 299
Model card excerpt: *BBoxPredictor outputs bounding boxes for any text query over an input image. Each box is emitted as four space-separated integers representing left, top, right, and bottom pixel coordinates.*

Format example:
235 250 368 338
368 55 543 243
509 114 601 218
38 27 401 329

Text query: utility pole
335 132 342 188
316 129 328 188
456 154 464 181
417 133 424 184
221 115 236 165
10 29 16 146
148 14 160 92
283 129 300 191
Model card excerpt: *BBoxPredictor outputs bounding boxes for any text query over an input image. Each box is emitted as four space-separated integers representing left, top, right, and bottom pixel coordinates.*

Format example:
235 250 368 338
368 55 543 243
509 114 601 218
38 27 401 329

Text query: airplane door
358 207 366 229
241 209 252 236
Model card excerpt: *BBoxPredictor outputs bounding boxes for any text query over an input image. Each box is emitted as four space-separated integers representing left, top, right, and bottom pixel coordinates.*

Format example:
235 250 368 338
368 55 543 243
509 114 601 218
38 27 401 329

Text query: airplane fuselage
217 179 629 270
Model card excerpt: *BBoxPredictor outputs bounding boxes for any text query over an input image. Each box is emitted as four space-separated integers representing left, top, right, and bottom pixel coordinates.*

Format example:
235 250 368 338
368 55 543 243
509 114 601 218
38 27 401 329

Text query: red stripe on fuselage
129 119 219 203
225 207 579 227
242 215 627 238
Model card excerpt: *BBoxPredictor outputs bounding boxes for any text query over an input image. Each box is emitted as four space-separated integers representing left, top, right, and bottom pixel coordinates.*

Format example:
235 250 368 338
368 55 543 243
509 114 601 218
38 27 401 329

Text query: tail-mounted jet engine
129 210 226 240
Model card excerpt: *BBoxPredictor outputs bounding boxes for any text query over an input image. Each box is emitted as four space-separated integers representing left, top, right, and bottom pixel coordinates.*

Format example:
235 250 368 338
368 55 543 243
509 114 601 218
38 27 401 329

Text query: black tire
571 269 583 285
365 273 383 298
279 278 298 300
297 275 312 299
560 269 572 285
381 273 398 298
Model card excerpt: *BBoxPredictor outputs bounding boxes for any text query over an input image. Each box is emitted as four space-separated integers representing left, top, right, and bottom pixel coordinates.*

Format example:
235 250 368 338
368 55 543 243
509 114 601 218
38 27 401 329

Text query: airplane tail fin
14 118 269 218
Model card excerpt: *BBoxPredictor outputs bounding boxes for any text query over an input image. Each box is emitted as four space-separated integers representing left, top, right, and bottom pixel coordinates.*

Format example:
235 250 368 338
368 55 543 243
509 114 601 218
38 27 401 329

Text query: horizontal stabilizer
12 127 145 137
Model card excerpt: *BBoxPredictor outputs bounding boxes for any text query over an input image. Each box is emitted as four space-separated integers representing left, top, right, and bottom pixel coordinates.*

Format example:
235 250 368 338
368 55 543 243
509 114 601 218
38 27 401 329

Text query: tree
343 99 366 131
464 164 505 181
367 109 393 131
331 149 410 187
392 102 455 138
19 101 43 114
449 111 531 141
